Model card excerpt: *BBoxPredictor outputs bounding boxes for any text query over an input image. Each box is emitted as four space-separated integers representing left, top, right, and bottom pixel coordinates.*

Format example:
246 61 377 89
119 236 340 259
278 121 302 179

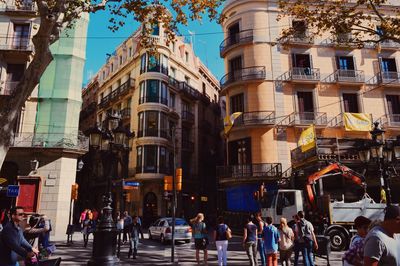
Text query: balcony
178 82 200 100
11 132 89 151
282 33 314 46
182 111 195 124
373 71 400 86
3 3 36 14
109 78 134 103
141 64 168 75
0 81 19 96
322 34 357 48
323 69 365 85
379 40 400 50
98 94 111 109
377 114 400 129
220 66 266 90
121 107 131 119
280 112 328 127
277 67 320 83
234 111 276 127
0 37 33 52
216 163 282 184
220 30 254 57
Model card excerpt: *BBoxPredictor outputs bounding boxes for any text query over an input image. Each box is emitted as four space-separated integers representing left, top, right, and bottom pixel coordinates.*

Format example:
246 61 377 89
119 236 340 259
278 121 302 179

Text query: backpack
297 219 311 242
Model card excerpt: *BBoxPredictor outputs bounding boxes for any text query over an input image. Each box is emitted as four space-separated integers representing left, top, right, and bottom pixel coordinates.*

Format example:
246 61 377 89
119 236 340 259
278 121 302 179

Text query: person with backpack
255 212 266 266
243 215 258 266
294 211 318 266
191 213 208 265
263 216 280 266
213 216 231 266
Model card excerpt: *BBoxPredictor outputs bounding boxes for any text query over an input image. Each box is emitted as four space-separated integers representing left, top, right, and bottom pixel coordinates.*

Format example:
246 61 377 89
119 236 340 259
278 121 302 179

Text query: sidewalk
52 233 344 265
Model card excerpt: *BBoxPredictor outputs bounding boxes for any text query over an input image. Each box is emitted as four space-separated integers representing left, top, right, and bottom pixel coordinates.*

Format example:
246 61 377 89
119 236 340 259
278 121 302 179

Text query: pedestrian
79 208 88 227
343 215 371 266
243 215 258 266
278 217 294 266
91 208 99 230
294 211 318 266
190 213 208 265
263 217 279 266
82 209 92 248
364 205 400 265
0 206 39 266
255 212 266 266
213 216 231 266
123 211 132 244
23 214 51 266
130 215 143 259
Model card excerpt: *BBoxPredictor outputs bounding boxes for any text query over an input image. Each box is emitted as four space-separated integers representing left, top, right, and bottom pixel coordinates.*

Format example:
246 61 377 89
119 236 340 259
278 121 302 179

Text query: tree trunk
0 6 59 171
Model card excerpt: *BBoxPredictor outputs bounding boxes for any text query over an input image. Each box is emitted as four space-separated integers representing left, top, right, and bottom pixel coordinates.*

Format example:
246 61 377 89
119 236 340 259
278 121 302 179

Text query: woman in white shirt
278 217 294 266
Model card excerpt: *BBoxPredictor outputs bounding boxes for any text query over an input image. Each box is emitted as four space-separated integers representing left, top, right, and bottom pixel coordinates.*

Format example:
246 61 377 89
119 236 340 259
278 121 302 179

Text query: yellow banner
343 113 372 131
298 125 315 152
223 112 242 135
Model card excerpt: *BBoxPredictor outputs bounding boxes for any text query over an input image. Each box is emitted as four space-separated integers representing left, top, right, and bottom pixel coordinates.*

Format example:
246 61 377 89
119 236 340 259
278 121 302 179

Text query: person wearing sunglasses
0 206 39 266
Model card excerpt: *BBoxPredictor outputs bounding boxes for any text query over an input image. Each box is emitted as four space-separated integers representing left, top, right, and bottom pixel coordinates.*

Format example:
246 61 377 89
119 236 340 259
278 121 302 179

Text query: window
337 56 355 70
172 42 176 52
148 54 159 72
380 58 398 80
202 82 206 94
127 97 132 108
185 52 189 63
144 145 158 173
140 53 147 74
229 56 242 82
230 93 244 114
111 63 114 73
297 91 314 122
169 93 175 108
119 55 123 65
139 80 168 105
152 23 160 36
138 111 169 138
136 146 143 170
102 71 105 79
129 47 132 57
159 147 168 173
6 64 24 85
160 55 168 75
214 94 217 103
147 80 159 102
13 24 30 48
228 137 251 165
146 111 158 136
292 21 307 37
228 23 240 45
386 95 400 122
292 54 311 68
138 112 144 137
342 93 359 113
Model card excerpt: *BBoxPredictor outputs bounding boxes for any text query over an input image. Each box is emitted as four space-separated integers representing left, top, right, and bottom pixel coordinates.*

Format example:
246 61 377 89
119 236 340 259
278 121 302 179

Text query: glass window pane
148 54 159 72
139 81 145 104
136 146 143 172
144 145 158 173
146 80 159 103
140 53 147 73
161 82 168 105
146 111 159 136
138 112 144 137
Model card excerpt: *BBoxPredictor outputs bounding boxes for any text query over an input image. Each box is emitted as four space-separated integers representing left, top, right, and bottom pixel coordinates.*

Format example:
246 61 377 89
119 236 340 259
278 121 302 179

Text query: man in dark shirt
130 216 143 259
0 206 38 266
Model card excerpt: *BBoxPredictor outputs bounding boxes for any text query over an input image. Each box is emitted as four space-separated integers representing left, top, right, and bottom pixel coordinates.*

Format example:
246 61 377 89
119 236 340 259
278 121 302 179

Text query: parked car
148 217 192 244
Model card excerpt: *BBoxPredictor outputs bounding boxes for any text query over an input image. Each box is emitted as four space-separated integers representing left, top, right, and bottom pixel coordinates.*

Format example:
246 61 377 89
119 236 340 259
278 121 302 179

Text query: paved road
53 233 343 265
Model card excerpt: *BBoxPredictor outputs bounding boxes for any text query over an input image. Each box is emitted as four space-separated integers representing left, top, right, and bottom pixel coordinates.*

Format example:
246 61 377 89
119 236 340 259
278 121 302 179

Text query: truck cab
263 189 303 224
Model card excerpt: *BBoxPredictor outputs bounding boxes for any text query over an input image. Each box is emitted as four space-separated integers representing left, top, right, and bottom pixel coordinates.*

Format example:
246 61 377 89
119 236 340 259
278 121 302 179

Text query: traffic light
164 176 173 191
176 168 182 191
71 183 79 200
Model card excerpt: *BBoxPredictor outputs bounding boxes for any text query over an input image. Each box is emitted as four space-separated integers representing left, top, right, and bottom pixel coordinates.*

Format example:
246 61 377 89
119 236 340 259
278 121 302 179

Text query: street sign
200 196 208 202
124 181 140 187
7 185 20 197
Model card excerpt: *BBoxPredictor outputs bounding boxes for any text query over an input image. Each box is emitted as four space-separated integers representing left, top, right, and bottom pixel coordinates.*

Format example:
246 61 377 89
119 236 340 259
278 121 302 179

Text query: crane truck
260 162 386 251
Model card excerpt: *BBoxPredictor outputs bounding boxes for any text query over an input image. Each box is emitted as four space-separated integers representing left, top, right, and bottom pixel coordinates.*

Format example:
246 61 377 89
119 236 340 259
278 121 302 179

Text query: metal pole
171 126 177 263
67 198 73 243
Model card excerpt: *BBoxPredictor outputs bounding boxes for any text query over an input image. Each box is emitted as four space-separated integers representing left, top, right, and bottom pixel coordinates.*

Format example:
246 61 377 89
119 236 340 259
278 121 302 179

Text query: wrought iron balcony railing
277 67 320 82
279 112 328 126
139 96 168 106
377 114 400 128
182 111 195 123
216 163 282 181
323 69 365 84
234 111 276 127
380 40 400 49
0 37 33 51
281 33 314 45
12 132 89 151
220 30 254 56
3 2 36 12
121 108 131 119
220 66 266 89
0 81 19 96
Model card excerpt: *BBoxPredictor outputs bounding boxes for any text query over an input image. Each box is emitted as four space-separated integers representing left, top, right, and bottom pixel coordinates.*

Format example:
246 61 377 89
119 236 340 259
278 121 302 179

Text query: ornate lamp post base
88 194 119 266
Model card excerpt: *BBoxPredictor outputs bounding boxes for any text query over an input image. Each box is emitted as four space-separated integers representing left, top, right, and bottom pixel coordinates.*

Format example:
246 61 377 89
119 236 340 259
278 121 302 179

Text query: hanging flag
298 125 316 152
343 113 372 131
223 112 243 135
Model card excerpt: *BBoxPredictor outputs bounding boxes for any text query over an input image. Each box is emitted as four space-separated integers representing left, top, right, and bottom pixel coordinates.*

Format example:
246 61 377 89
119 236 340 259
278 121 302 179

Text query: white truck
260 163 386 251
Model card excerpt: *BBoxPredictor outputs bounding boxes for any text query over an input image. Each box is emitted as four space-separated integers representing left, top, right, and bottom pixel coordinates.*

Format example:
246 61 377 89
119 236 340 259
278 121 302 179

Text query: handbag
225 226 232 240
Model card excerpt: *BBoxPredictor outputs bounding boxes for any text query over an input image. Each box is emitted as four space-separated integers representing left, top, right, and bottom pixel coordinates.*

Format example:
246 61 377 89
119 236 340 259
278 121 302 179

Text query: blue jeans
294 240 314 266
257 238 266 266
131 238 139 257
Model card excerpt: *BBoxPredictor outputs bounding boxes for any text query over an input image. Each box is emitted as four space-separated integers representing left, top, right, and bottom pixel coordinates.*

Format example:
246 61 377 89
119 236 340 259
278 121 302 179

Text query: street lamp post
357 122 400 206
87 114 134 266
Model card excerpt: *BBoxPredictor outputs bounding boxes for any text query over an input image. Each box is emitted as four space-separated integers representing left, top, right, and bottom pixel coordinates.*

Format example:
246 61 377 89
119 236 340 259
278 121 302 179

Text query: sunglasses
16 213 25 216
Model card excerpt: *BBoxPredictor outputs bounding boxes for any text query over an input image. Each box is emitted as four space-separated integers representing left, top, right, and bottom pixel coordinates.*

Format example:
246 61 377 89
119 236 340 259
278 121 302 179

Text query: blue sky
83 9 225 85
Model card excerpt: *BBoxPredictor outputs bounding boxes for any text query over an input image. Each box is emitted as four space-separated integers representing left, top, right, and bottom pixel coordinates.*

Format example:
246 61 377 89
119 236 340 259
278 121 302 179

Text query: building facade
80 24 222 225
218 0 400 218
0 1 89 239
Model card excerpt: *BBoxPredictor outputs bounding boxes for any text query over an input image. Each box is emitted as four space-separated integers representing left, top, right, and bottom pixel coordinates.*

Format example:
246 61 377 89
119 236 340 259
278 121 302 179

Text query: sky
83 8 225 86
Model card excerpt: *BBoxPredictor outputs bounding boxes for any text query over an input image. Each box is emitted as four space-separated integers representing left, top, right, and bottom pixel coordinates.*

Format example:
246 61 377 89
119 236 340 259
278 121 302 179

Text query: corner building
219 0 400 220
83 24 222 225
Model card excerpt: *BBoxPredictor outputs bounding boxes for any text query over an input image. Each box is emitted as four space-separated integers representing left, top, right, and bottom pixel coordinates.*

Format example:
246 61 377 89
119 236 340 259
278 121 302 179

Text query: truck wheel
327 229 347 251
